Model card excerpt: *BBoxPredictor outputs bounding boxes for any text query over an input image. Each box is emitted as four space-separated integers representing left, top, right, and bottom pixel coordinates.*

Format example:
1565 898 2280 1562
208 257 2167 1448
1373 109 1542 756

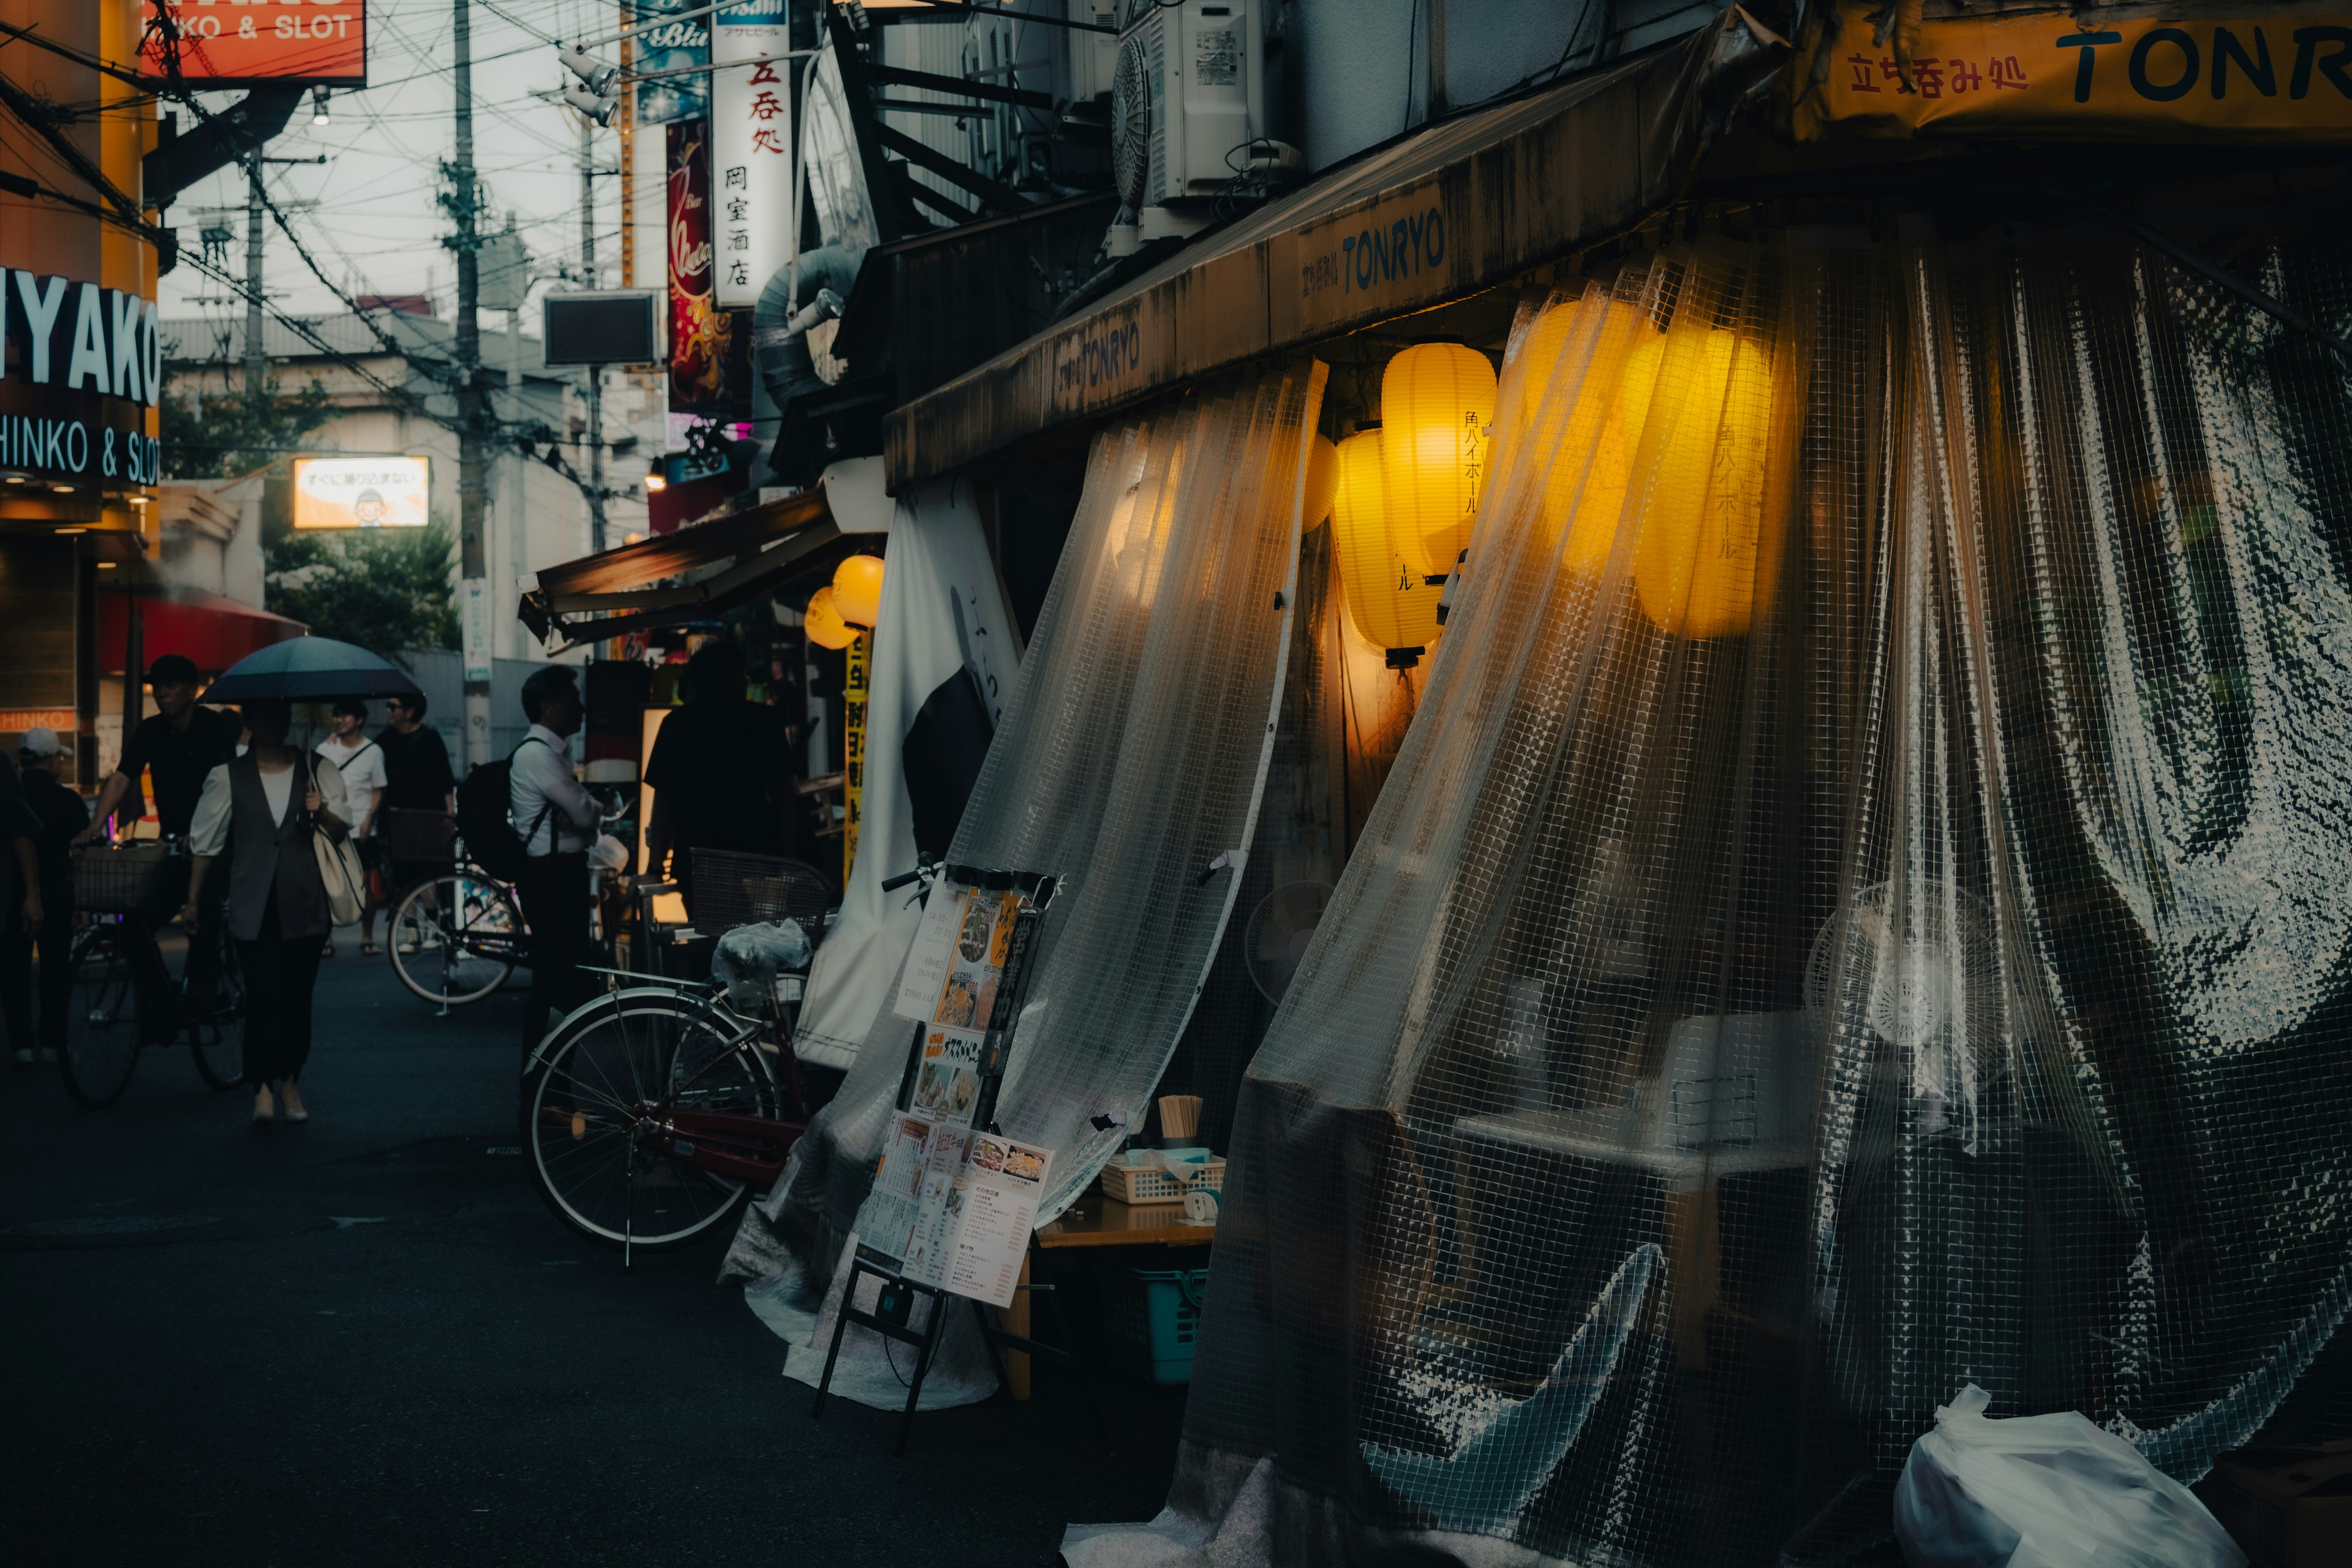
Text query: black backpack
456 737 552 883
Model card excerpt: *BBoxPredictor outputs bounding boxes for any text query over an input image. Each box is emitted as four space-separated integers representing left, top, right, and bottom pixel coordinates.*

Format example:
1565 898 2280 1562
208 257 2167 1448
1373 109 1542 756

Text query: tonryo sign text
138 1 370 88
711 0 791 310
0 270 164 489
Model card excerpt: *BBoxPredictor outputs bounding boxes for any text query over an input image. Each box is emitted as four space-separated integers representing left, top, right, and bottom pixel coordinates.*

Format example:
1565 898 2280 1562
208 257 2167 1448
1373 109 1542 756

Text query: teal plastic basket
1102 1265 1208 1385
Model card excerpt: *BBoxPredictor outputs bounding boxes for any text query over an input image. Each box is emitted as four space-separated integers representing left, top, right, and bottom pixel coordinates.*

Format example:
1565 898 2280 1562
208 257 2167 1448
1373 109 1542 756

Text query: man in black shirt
644 639 797 921
75 654 242 1039
376 692 456 900
79 654 244 845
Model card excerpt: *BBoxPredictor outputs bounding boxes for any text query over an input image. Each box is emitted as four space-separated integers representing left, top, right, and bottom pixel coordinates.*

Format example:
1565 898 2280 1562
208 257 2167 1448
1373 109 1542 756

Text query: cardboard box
2204 1440 2352 1568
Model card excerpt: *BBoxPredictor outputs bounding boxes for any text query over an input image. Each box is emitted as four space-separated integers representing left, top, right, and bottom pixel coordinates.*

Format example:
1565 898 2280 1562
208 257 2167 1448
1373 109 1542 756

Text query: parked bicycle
520 848 842 1260
61 843 246 1109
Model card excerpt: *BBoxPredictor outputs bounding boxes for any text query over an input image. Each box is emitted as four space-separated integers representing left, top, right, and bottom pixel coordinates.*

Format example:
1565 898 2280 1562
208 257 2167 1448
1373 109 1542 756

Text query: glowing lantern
832 553 885 627
804 586 856 650
1623 325 1780 639
1302 434 1339 524
1329 428 1443 663
1508 301 1662 579
1381 342 1496 578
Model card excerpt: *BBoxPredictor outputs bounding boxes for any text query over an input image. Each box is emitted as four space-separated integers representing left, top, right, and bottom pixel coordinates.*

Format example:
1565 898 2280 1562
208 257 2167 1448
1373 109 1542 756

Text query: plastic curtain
1099 232 2352 1567
789 361 1326 1262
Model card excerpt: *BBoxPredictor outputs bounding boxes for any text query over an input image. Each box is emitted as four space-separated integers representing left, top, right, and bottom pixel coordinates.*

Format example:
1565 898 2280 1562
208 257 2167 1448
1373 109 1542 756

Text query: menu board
893 881 1022 1026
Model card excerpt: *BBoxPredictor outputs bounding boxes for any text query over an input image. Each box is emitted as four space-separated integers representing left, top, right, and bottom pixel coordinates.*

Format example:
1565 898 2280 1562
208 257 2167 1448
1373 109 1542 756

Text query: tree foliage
265 521 461 661
159 377 336 480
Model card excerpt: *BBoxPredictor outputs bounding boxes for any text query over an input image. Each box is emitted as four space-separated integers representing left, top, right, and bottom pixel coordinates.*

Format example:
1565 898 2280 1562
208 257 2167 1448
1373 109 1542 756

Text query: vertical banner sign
462 579 492 684
665 120 731 410
843 628 869 885
711 1 793 310
631 0 710 127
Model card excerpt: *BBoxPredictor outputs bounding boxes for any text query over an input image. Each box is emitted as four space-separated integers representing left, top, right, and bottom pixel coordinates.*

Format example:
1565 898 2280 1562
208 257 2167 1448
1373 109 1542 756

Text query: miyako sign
0 269 164 490
293 456 430 529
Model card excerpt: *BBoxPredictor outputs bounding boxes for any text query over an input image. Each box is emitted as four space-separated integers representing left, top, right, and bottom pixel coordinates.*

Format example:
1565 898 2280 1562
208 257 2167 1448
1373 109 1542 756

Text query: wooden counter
1034 1194 1216 1250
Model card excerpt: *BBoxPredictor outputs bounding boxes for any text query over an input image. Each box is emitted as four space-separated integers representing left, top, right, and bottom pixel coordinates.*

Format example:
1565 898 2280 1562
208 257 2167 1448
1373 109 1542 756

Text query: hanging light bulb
1302 434 1339 526
805 586 856 650
832 553 885 627
1624 325 1781 639
311 89 332 126
1380 342 1496 578
1329 427 1443 666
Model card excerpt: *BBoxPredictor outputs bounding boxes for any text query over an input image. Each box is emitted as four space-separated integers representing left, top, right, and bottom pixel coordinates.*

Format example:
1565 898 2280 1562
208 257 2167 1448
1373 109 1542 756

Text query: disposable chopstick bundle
1158 1095 1203 1142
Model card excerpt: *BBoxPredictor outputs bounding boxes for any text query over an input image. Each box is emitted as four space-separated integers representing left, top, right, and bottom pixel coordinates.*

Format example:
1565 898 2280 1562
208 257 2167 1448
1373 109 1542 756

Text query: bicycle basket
72 844 172 914
687 850 833 949
382 808 458 864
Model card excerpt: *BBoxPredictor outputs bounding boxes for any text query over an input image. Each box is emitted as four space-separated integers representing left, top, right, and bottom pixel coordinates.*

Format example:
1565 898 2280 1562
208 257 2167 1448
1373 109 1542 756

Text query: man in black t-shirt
75 654 242 1039
80 654 243 845
376 692 456 900
644 639 796 920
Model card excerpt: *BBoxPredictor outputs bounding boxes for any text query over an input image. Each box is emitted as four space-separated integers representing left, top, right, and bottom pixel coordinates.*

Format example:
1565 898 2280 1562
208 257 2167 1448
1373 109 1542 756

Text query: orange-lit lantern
805 585 856 650
1381 342 1496 578
1509 300 1660 579
1624 325 1779 638
1329 428 1443 662
832 553 885 627
1302 434 1339 525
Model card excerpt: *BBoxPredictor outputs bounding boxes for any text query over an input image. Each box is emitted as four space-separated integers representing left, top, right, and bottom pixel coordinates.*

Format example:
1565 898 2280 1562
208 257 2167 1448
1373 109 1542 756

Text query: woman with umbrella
176 638 415 1129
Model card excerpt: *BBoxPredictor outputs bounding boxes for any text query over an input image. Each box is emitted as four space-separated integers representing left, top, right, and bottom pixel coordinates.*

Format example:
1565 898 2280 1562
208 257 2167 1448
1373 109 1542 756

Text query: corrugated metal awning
884 22 1723 489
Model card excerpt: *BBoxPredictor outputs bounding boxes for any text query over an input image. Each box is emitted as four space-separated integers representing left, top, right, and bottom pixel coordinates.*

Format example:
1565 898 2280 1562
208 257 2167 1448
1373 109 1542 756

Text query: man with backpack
506 666 601 1048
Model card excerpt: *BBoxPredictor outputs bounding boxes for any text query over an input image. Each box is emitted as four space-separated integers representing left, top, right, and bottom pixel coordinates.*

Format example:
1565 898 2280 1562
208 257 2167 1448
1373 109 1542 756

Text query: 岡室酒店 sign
1793 2 2352 140
139 0 369 88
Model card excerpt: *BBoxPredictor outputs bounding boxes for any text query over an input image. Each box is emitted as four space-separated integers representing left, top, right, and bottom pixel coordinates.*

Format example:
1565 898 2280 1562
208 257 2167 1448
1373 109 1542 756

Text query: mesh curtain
791 361 1327 1253
1126 229 2352 1567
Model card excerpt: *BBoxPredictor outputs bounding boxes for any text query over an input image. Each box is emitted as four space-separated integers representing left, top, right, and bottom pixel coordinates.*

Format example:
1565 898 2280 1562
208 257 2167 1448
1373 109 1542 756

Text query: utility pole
580 111 609 554
244 154 266 414
451 0 492 770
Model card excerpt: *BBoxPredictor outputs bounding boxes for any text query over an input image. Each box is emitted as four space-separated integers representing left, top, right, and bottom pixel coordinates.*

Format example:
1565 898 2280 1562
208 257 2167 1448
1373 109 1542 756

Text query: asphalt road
1 946 1186 1566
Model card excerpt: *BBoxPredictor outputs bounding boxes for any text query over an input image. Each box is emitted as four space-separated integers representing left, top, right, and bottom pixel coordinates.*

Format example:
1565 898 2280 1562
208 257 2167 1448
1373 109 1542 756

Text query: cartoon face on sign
353 489 386 526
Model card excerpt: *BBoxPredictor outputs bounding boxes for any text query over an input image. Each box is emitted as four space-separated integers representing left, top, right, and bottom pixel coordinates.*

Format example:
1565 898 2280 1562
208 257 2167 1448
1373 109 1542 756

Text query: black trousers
0 890 72 1051
237 891 325 1087
128 859 226 1044
516 851 594 1049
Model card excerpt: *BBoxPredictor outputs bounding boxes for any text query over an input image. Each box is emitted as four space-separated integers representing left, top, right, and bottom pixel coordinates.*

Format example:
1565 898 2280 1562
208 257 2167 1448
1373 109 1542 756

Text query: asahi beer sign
0 270 164 489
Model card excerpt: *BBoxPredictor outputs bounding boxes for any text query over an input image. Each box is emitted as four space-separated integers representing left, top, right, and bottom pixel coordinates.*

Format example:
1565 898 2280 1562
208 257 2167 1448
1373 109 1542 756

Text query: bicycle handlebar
880 866 925 892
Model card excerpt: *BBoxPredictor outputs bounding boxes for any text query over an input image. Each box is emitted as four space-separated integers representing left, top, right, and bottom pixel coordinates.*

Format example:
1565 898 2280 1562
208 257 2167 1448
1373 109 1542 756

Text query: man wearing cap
3 729 85 1066
75 654 244 1039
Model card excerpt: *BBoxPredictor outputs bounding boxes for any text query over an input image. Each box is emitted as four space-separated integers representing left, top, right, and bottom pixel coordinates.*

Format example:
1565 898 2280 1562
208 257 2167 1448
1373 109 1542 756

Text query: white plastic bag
1893 1385 2245 1568
712 920 815 1013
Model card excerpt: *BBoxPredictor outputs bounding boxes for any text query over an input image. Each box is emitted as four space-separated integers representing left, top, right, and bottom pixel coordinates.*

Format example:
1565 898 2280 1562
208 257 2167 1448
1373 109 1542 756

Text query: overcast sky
156 0 624 333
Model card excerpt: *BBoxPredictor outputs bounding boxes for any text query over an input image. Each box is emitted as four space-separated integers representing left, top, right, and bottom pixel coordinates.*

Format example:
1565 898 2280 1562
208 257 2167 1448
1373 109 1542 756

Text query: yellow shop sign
1793 4 2352 140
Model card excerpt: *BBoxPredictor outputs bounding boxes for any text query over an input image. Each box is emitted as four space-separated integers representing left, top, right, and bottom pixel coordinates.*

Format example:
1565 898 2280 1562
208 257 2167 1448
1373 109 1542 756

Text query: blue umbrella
199 636 424 703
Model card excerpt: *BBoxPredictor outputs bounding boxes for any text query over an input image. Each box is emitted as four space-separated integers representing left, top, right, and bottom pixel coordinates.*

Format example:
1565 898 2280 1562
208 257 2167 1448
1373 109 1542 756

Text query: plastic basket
1102 1266 1208 1385
1099 1155 1225 1207
71 845 172 914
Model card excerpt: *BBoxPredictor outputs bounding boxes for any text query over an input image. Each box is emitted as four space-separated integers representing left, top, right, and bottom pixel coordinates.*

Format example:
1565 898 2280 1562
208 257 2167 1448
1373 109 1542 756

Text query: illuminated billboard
293 456 429 530
139 1 369 88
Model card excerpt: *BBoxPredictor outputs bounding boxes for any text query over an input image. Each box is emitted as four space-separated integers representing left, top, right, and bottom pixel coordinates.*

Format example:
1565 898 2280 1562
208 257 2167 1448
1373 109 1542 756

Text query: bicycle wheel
188 931 245 1090
389 873 518 1005
521 989 779 1251
60 925 140 1110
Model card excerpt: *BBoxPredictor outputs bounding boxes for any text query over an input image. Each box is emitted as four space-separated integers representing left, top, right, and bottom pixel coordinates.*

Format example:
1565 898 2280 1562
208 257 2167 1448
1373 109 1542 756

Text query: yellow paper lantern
805 585 856 650
1509 301 1664 579
1329 428 1443 660
1302 434 1339 525
1624 325 1780 639
832 553 885 627
1381 342 1496 578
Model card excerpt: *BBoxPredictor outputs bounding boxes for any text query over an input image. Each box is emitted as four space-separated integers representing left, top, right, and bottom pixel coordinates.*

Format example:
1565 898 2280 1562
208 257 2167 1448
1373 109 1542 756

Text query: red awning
99 590 307 677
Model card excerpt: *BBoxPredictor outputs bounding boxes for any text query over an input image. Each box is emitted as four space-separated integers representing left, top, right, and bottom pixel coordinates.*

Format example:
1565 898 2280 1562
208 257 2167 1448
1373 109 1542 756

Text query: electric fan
1242 881 1333 1003
1803 878 2003 1141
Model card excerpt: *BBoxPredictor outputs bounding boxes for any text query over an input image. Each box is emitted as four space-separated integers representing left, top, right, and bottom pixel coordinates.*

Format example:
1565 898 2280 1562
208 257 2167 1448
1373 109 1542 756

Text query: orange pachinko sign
1793 2 2352 140
138 1 369 88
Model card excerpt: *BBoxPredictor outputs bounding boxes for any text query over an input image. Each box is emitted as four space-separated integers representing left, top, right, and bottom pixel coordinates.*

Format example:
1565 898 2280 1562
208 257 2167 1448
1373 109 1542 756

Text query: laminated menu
892 880 1022 1027
909 1025 987 1127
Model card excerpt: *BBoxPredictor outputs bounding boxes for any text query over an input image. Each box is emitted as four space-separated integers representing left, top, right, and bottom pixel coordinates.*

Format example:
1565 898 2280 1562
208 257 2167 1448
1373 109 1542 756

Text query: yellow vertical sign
843 629 869 886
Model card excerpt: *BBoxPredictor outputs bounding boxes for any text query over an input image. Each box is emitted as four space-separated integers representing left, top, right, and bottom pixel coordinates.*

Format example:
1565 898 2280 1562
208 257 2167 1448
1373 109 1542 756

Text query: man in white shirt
316 700 388 955
511 665 601 1047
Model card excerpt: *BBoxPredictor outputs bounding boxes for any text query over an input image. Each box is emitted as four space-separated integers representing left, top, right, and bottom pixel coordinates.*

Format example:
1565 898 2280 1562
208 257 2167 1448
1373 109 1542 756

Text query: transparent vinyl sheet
1155 233 2352 1566
778 363 1328 1262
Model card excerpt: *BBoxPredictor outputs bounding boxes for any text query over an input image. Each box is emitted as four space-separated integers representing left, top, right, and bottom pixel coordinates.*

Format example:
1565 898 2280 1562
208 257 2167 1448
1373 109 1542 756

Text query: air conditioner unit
1111 0 1265 218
